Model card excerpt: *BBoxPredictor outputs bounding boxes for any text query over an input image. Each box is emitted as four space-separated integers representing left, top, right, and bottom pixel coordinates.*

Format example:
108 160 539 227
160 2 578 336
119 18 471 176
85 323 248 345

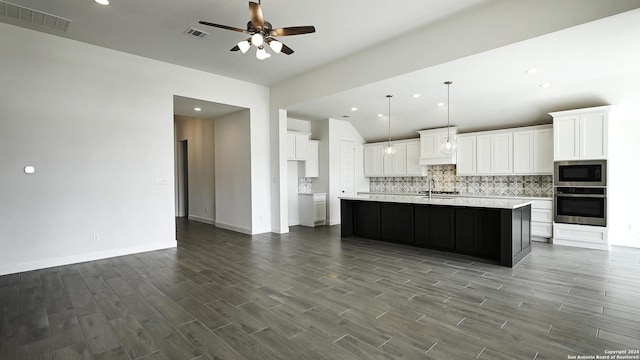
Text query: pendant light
383 94 396 157
439 81 457 155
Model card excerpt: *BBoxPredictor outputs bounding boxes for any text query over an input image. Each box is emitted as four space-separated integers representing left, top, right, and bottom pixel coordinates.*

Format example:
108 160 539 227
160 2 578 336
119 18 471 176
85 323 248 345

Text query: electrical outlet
93 233 100 242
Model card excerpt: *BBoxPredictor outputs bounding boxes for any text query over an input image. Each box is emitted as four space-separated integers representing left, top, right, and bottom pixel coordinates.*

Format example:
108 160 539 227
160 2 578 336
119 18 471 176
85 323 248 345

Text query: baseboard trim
188 215 215 225
329 219 341 226
215 221 252 235
552 238 610 250
0 241 177 276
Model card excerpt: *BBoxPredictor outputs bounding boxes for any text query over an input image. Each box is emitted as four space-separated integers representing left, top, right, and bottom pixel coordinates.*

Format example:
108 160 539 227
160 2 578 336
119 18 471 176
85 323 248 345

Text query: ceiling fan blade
270 26 316 37
249 2 265 29
199 21 249 34
230 45 240 51
280 42 294 55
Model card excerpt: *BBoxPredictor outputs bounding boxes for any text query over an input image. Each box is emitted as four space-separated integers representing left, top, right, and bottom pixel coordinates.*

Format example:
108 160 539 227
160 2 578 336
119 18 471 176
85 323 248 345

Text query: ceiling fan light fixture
94 0 109 5
256 46 269 60
237 40 251 53
251 33 264 47
269 39 283 54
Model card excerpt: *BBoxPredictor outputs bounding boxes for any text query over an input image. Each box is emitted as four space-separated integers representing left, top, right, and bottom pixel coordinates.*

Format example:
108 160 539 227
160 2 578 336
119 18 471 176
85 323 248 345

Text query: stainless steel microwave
554 160 606 187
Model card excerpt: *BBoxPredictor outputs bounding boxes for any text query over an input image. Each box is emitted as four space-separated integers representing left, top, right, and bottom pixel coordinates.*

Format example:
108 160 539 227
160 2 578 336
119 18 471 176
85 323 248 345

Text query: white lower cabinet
531 200 553 241
299 193 326 227
553 223 608 250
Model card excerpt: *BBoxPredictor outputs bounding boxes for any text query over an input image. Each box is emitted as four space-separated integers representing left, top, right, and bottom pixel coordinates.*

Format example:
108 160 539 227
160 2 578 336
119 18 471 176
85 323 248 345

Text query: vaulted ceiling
3 0 640 141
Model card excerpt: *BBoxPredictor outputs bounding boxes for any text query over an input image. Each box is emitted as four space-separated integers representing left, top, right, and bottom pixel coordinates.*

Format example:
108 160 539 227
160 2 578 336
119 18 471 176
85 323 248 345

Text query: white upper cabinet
455 135 476 175
550 106 611 161
287 131 311 160
533 127 553 174
417 127 458 165
363 139 421 177
512 125 553 175
405 140 422 176
457 125 552 176
476 131 512 175
364 144 384 177
513 130 534 174
383 142 407 176
580 112 608 159
303 140 320 178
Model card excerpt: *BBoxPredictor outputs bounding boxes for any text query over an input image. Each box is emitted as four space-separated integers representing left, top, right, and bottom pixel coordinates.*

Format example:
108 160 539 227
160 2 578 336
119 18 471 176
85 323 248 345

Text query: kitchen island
340 194 533 267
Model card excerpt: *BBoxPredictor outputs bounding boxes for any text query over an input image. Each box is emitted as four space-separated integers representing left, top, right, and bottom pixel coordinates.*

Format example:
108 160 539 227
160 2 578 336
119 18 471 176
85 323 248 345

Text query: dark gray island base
340 199 531 267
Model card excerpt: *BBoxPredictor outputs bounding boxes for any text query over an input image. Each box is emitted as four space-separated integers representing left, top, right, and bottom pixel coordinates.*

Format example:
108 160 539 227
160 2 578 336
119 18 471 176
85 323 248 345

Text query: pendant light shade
383 94 396 158
439 81 457 156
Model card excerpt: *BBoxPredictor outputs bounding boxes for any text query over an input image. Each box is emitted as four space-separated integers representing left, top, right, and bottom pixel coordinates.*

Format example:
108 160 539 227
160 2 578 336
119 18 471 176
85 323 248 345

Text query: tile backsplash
298 177 313 194
369 165 552 197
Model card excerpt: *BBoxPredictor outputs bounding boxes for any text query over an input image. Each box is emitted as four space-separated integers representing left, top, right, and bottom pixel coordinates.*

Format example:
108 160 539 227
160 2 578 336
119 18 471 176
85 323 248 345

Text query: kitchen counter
340 194 533 210
358 192 551 201
340 196 532 267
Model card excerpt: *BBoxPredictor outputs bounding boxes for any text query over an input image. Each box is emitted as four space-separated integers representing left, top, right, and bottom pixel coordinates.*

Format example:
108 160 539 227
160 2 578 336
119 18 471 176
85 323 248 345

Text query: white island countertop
339 194 533 210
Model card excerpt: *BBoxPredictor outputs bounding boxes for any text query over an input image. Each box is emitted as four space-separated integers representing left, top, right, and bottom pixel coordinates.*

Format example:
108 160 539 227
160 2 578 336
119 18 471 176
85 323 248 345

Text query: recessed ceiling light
525 68 538 74
412 93 421 98
94 0 110 5
350 107 358 112
194 107 202 111
539 83 551 88
437 102 445 107
377 113 384 118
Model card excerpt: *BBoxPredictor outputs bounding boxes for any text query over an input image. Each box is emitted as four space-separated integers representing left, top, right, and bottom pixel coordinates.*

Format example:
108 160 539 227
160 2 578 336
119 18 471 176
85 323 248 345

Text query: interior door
340 140 355 197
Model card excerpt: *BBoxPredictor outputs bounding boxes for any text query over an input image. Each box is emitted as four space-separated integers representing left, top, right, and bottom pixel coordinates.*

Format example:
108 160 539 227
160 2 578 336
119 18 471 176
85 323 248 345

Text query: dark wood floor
1 219 639 359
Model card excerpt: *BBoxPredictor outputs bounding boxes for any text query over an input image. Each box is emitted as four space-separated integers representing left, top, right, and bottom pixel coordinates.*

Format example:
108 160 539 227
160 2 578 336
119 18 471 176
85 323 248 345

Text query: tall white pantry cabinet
550 105 611 250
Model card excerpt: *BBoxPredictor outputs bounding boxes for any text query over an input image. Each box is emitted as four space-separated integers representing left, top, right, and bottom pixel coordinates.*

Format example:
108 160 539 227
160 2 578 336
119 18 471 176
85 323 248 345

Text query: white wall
174 115 215 224
0 23 270 275
328 119 369 225
214 110 253 234
287 118 312 133
311 120 330 195
608 103 640 248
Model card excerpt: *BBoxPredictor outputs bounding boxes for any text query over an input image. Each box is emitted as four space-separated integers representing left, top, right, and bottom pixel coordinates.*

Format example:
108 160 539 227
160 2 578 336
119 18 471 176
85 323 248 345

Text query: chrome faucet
428 178 435 200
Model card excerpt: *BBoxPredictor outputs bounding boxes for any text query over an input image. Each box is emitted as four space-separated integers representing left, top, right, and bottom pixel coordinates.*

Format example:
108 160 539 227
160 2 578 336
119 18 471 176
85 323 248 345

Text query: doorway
177 139 189 217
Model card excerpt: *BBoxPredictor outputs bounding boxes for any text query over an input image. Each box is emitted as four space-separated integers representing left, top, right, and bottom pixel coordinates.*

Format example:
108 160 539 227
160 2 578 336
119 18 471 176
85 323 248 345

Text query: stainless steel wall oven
554 187 606 227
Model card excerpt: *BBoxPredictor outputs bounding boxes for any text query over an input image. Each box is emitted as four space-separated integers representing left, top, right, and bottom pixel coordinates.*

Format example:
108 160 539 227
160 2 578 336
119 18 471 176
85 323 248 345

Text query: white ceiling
287 8 640 141
0 0 492 86
3 1 640 141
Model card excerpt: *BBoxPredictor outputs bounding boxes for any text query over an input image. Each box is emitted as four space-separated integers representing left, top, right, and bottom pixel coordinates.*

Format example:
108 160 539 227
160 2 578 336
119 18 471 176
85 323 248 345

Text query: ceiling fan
199 1 316 60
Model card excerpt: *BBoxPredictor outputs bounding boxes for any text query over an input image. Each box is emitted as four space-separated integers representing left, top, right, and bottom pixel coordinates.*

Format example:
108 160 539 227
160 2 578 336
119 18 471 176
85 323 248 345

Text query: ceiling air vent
185 27 209 38
0 0 71 32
